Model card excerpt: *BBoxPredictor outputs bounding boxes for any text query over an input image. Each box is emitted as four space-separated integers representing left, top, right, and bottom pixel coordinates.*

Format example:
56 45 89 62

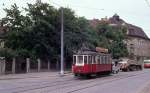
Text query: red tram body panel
144 64 150 68
144 63 150 68
72 49 112 76
144 60 150 68
72 64 112 74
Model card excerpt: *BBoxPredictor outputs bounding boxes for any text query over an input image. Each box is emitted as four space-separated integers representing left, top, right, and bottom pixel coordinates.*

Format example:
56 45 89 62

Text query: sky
0 0 150 37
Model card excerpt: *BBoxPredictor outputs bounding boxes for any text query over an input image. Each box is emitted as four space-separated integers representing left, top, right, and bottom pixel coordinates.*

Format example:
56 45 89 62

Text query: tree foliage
2 3 98 61
96 23 128 58
1 2 128 63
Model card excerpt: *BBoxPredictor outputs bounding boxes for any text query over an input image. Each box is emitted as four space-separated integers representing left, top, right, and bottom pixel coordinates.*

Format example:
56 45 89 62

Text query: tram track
46 71 148 93
0 71 148 93
13 71 149 93
67 72 148 93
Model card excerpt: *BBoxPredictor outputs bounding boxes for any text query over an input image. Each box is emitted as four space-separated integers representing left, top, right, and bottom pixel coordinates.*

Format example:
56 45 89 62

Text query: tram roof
75 50 109 55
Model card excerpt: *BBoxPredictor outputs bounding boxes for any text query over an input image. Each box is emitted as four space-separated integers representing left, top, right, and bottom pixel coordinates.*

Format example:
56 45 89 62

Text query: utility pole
60 8 64 76
46 0 64 75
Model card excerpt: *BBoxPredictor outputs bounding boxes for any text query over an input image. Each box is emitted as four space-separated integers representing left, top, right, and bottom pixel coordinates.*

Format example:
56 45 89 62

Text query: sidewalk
0 71 72 80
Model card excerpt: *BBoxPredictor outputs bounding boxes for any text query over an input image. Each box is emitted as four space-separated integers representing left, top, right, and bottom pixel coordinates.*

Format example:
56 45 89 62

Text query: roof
90 14 149 39
109 15 125 25
89 19 100 28
126 24 148 39
75 50 109 55
108 14 149 39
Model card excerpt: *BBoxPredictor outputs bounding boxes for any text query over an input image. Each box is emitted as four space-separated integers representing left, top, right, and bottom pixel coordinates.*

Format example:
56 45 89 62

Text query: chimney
36 0 41 4
113 14 120 21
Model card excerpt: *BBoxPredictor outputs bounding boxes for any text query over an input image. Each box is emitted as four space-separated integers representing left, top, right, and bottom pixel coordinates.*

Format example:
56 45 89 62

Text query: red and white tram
72 50 112 77
144 60 150 68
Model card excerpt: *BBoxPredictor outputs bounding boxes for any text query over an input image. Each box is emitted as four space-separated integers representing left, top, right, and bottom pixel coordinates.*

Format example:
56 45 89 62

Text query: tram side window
84 56 87 64
97 56 100 64
99 56 101 64
93 56 96 64
108 56 110 64
108 56 111 64
104 56 107 64
105 56 107 64
73 56 76 64
78 56 83 64
88 56 92 64
103 56 106 64
106 56 109 64
101 56 103 64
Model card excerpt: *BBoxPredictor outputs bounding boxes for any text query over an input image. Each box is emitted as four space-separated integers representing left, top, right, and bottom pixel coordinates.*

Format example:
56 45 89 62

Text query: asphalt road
0 69 150 93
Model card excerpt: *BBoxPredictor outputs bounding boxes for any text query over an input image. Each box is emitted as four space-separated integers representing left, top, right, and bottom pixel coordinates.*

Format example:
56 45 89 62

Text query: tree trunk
12 58 16 74
37 58 41 72
48 60 50 70
26 58 30 73
1 58 6 74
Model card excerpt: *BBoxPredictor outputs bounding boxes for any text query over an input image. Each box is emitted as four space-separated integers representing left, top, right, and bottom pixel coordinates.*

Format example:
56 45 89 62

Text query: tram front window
73 56 76 64
76 55 84 66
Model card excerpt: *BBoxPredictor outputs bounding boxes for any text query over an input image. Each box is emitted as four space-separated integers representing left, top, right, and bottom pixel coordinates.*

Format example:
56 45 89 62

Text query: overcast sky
0 0 150 37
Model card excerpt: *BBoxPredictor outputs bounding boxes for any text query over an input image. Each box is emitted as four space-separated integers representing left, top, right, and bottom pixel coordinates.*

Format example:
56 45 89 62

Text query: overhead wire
49 1 150 32
50 1 116 18
48 0 65 8
49 0 105 11
50 1 148 18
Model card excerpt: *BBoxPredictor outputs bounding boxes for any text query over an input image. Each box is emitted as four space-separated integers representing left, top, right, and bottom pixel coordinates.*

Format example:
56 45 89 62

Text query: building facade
90 14 150 64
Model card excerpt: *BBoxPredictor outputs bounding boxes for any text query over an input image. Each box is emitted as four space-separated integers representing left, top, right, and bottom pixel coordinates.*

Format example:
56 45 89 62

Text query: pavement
0 71 72 80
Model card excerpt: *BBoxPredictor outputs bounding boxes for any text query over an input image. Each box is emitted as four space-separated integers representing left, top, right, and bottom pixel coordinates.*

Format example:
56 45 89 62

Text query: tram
72 47 112 77
144 60 150 68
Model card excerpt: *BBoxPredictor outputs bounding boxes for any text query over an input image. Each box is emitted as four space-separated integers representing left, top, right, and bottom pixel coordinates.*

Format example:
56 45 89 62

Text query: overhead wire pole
60 8 64 76
48 0 64 75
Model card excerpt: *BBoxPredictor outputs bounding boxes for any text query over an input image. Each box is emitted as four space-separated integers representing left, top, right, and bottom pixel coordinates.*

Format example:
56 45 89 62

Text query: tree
2 4 32 59
96 23 128 59
0 48 15 59
2 2 128 67
2 3 99 65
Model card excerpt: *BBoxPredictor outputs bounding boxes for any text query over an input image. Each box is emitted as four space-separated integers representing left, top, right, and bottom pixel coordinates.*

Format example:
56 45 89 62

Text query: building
90 14 150 64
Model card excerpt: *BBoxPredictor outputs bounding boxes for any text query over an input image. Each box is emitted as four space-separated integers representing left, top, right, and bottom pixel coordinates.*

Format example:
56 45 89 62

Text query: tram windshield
73 55 85 66
144 60 150 64
76 55 84 66
78 56 83 64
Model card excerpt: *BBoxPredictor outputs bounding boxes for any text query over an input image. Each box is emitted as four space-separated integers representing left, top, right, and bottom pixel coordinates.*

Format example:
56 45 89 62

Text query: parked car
118 58 142 71
112 61 120 74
